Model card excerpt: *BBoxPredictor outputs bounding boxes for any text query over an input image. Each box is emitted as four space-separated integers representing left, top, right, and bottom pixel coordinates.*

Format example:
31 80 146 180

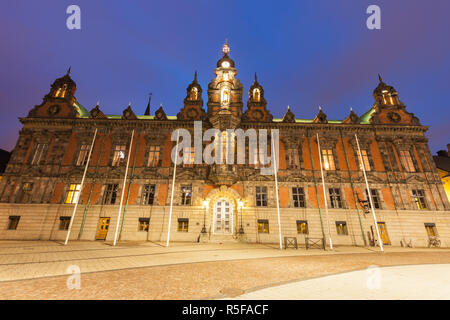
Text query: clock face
387 112 401 123
221 61 230 68
48 104 60 115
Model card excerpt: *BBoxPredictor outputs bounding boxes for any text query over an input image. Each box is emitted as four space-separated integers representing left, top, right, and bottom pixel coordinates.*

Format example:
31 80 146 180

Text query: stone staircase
204 233 241 243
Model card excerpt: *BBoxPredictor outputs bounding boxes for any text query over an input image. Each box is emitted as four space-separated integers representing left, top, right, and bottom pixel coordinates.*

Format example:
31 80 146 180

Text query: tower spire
67 66 71 75
145 93 152 116
222 38 230 55
378 74 383 82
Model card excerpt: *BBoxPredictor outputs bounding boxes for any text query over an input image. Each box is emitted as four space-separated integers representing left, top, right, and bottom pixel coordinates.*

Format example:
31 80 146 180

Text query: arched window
253 88 260 102
190 87 198 100
221 88 230 105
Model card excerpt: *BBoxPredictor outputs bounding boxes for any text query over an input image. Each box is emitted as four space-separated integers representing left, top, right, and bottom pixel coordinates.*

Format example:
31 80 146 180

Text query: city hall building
0 42 449 248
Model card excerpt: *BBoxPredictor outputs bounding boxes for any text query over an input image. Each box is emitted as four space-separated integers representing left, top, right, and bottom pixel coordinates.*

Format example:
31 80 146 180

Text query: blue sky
0 0 449 152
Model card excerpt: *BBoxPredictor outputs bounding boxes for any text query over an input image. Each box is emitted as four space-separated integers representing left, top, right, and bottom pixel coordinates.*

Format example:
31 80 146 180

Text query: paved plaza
0 240 449 299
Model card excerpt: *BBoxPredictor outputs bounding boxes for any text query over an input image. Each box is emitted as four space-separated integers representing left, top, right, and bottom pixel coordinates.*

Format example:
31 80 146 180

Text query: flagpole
355 133 384 252
316 133 333 250
166 130 180 247
113 129 135 246
271 131 283 250
64 128 98 245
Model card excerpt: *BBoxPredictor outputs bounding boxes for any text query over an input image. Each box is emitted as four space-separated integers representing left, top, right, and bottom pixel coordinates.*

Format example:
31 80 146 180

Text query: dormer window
54 84 68 98
253 88 261 102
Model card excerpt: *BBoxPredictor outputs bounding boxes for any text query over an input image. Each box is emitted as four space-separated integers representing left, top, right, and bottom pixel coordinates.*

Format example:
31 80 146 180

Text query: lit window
112 145 127 166
76 144 90 166
7 216 20 230
412 189 427 210
183 147 195 167
329 188 343 208
16 182 33 203
142 184 155 205
296 220 308 234
221 88 230 105
138 218 150 232
358 149 371 171
147 145 160 167
321 149 335 170
103 184 118 205
190 87 198 100
257 219 269 233
292 187 305 208
31 143 47 165
336 221 348 235
253 88 260 102
399 150 415 172
424 223 437 237
221 131 235 164
181 185 192 205
256 186 268 207
59 216 71 230
178 218 189 232
65 184 81 204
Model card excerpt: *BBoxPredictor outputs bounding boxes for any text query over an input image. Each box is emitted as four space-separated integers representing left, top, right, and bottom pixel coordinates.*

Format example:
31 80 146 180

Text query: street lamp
201 200 208 234
238 200 244 234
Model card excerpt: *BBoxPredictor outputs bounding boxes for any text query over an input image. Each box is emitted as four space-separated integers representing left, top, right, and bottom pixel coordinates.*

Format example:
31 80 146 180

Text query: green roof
359 107 375 124
73 101 90 118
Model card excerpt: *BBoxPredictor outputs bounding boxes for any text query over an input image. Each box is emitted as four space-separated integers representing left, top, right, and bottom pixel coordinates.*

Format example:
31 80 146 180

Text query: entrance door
377 222 390 245
96 217 110 240
213 199 233 234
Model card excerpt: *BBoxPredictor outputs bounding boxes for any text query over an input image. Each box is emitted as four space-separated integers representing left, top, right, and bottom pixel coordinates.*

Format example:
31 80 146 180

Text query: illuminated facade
0 43 449 248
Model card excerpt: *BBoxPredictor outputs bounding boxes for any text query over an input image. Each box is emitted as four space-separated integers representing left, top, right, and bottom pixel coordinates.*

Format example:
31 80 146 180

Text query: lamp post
238 200 244 234
201 200 208 234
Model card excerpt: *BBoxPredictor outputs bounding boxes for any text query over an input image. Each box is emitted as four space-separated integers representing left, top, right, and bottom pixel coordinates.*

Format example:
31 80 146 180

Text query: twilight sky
0 0 449 153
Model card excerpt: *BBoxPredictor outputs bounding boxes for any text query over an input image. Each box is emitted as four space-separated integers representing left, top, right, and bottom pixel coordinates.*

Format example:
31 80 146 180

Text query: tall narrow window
7 216 20 230
112 145 126 166
296 220 308 234
190 87 198 100
76 144 90 166
142 184 155 205
221 88 230 105
412 189 427 210
181 185 192 205
178 218 189 232
183 147 195 167
65 184 81 204
365 189 380 209
16 182 33 203
329 188 343 208
253 88 260 102
31 143 47 165
103 184 118 205
321 149 335 170
357 149 371 171
256 186 268 207
147 145 160 167
335 221 348 235
399 150 415 172
287 149 300 169
59 216 71 230
292 187 305 208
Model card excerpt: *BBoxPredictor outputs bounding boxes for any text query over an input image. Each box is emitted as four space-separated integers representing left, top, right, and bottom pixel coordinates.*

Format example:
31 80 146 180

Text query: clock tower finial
222 38 230 55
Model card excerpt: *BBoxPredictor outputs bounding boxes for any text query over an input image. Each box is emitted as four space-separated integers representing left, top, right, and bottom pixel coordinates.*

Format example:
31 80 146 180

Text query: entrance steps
205 234 240 243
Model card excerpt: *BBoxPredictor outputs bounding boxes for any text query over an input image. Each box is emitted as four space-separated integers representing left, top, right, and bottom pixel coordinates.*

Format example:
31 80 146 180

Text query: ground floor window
257 219 269 233
59 216 71 230
7 216 20 230
178 218 189 232
296 220 308 234
424 223 437 237
335 221 348 235
138 218 150 232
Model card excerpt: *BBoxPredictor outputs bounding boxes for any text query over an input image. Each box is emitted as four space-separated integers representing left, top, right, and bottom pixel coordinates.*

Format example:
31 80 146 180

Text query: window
253 88 260 102
357 149 371 171
59 216 71 230
142 184 155 205
292 187 305 208
138 218 150 232
76 144 90 166
365 189 380 209
286 149 300 169
178 218 189 232
103 184 118 205
112 145 127 166
147 145 160 167
424 223 437 237
256 186 268 207
412 189 427 210
181 185 192 205
329 188 343 208
31 143 47 165
399 150 415 172
257 219 269 233
321 149 335 170
221 88 230 105
65 184 81 204
183 147 195 167
16 182 33 203
7 216 20 230
190 87 198 100
336 221 348 235
296 220 308 234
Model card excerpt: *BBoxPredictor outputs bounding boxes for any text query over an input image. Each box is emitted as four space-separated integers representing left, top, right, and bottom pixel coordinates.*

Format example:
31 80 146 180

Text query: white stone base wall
0 204 449 248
